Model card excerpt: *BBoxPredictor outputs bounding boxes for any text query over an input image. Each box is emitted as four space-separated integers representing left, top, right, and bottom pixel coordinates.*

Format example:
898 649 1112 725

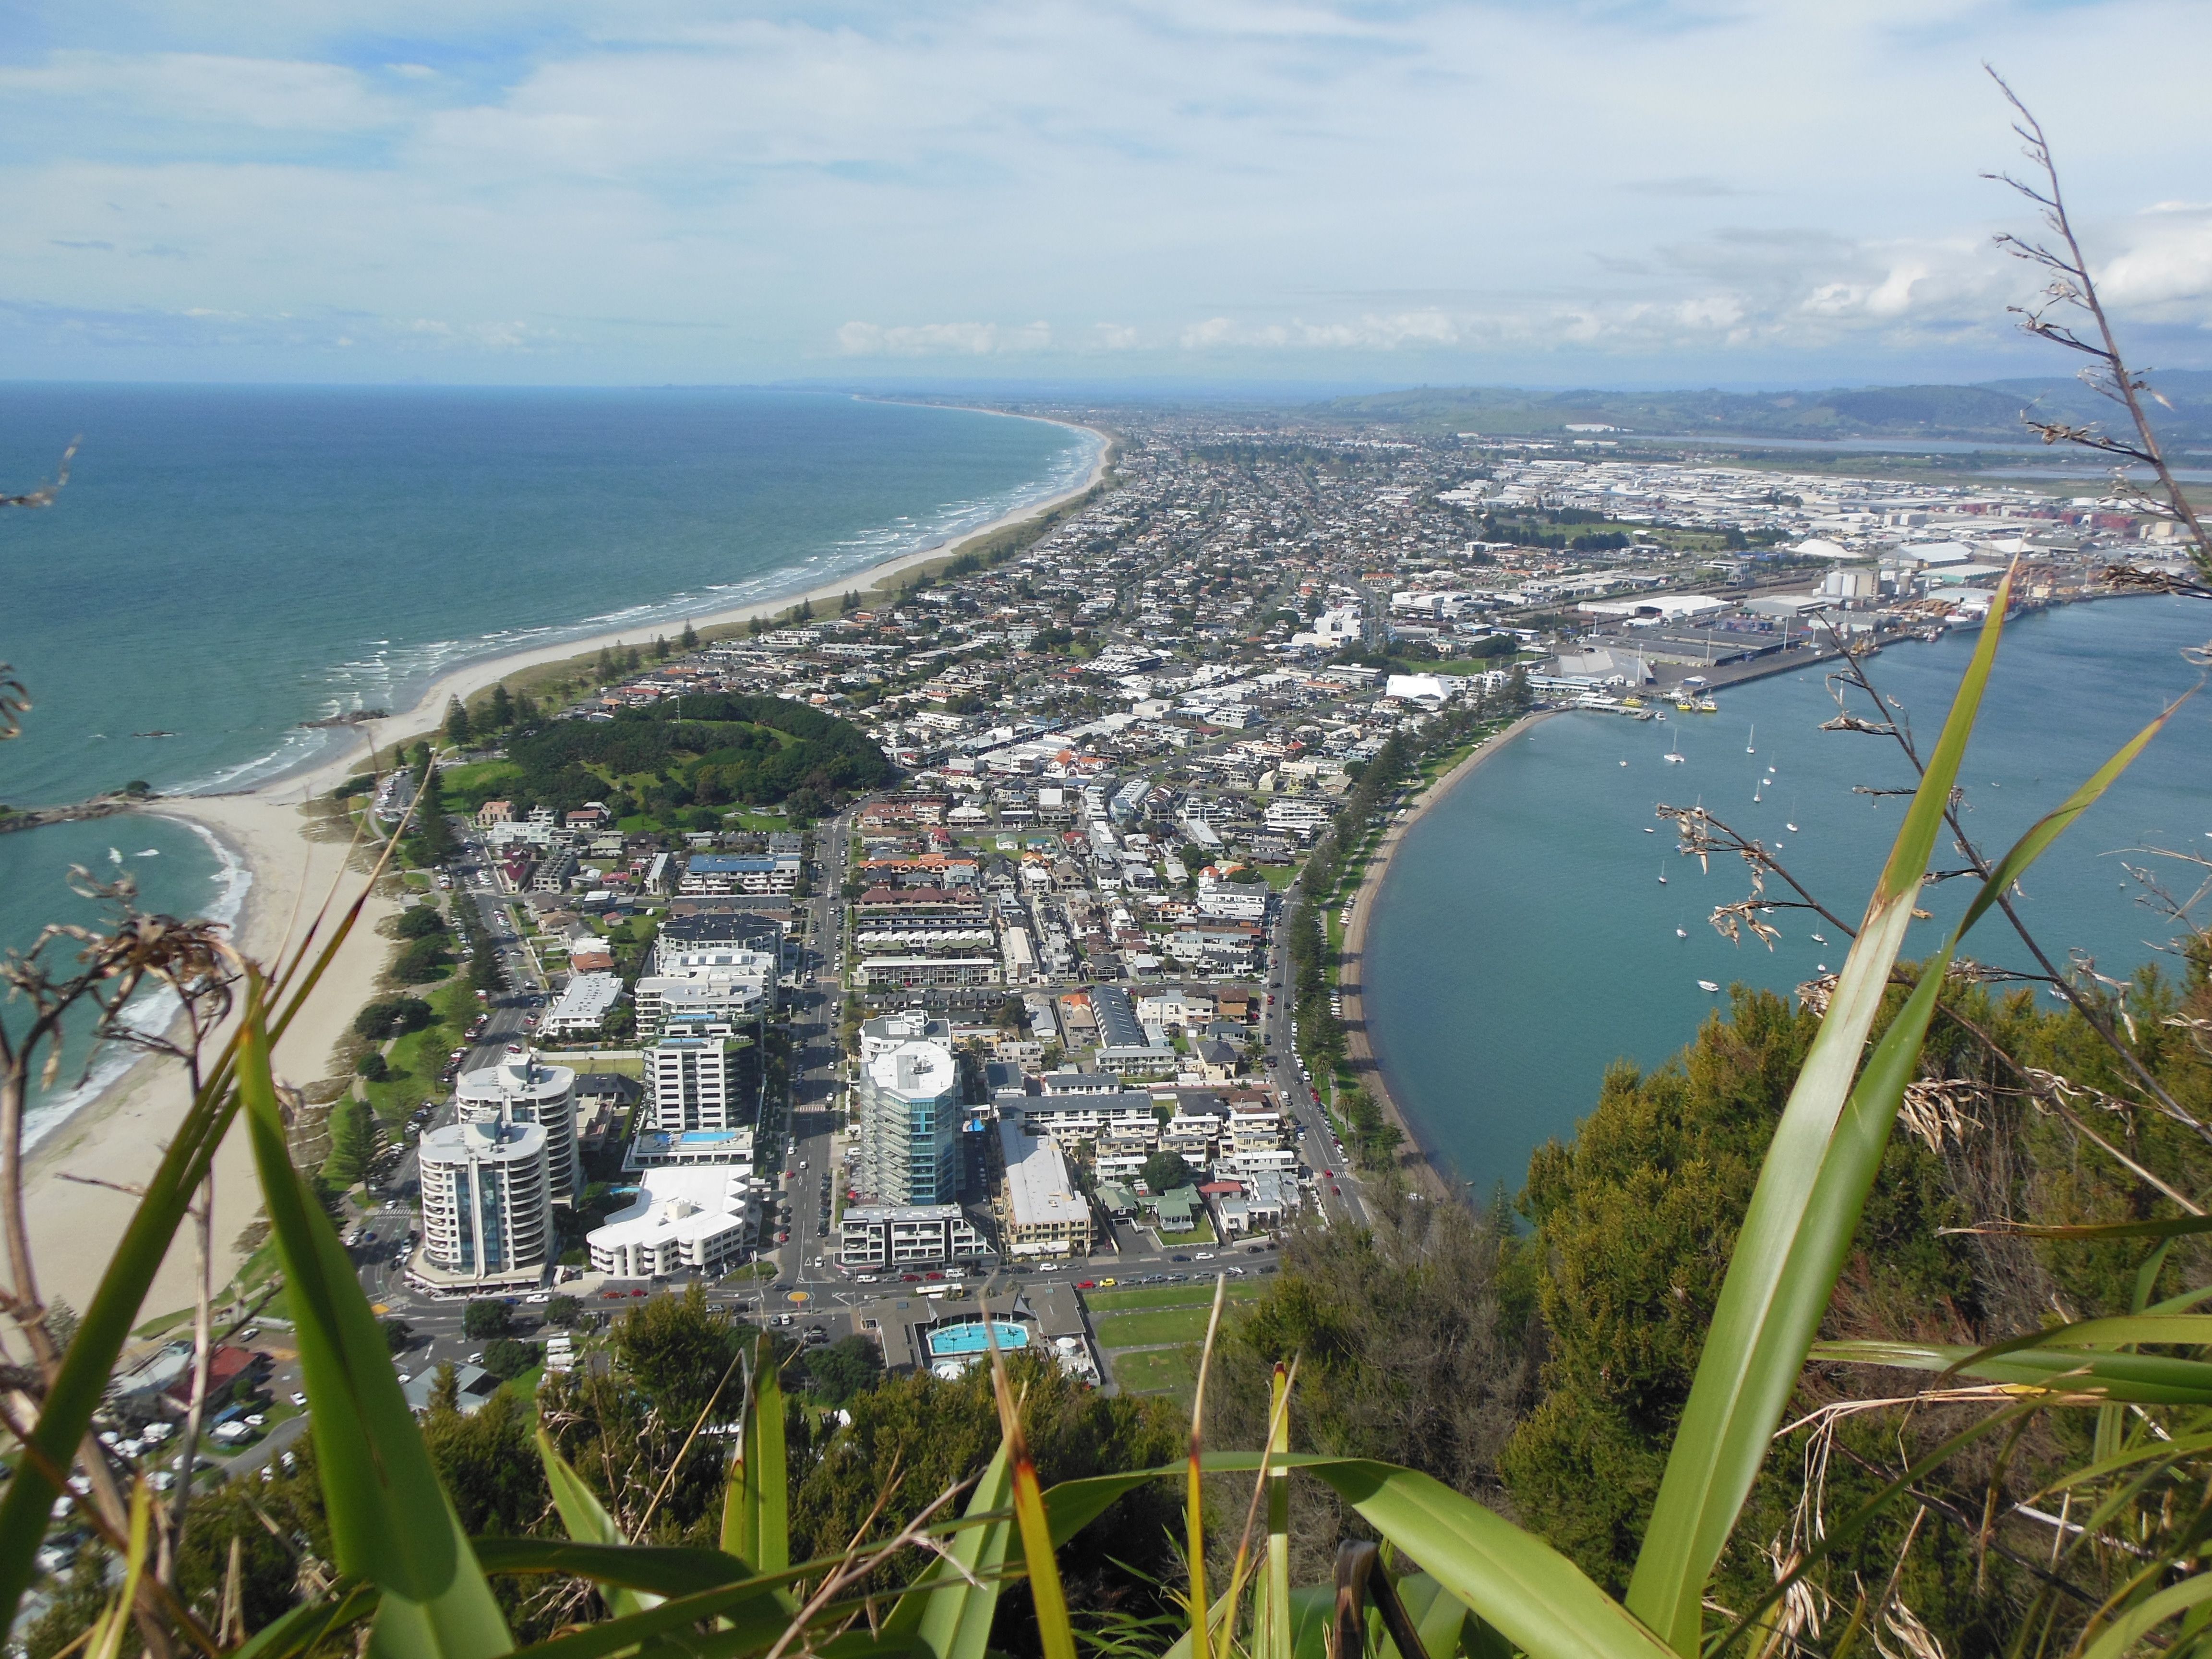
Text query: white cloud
2 1 2211 378
837 320 1052 356
0 50 398 132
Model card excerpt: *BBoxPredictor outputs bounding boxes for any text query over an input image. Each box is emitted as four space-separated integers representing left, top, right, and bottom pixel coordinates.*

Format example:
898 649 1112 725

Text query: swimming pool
927 1321 1029 1357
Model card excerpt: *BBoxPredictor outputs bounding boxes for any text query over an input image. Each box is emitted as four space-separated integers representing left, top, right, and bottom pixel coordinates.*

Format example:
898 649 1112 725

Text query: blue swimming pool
927 1321 1029 1357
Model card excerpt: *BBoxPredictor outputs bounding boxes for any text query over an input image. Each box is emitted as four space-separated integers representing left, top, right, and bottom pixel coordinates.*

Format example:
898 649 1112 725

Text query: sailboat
1656 862 1668 885
1753 780 1764 804
1810 932 1828 945
1746 724 1756 754
1663 733 1684 763
1675 926 1688 938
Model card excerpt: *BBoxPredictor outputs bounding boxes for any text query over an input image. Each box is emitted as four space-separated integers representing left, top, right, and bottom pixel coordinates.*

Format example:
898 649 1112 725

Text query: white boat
1675 927 1688 938
1657 863 1668 885
1746 724 1756 754
1785 821 1800 833
1810 933 1827 944
1697 980 1721 993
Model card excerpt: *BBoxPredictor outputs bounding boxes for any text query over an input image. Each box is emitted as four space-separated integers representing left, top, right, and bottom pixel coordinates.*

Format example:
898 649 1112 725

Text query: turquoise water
929 1321 1029 1356
1363 597 2212 1199
0 385 1094 1133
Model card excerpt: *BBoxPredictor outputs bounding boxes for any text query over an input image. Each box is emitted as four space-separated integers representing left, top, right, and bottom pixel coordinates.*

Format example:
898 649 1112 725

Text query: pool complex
927 1321 1030 1357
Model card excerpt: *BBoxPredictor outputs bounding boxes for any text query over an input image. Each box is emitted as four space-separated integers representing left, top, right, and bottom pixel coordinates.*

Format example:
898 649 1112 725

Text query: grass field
1085 1279 1267 1315
1110 1347 1197 1395
1093 1306 1229 1348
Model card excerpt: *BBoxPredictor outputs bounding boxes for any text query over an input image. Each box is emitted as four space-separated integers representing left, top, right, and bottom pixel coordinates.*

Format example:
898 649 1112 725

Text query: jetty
0 789 156 836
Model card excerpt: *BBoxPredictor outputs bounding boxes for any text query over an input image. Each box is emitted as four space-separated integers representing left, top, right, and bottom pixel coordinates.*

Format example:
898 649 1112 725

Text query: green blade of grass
1303 1459 1678 1659
1814 1338 2212 1405
1627 570 2176 1657
0 815 397 1645
1623 568 2020 1656
984 1315 1077 1659
231 1584 382 1659
2079 1569 2212 1659
722 1347 788 1575
469 1538 756 1598
1042 1454 1677 1659
536 1431 659 1617
882 1443 1013 1659
234 973 509 1657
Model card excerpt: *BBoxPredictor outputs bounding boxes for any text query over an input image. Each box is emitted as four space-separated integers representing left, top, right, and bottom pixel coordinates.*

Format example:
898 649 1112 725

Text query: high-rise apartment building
417 1119 552 1281
455 1046 580 1201
856 1037 962 1205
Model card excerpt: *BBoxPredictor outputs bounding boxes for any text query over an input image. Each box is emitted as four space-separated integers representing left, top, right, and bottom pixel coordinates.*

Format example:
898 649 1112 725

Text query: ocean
0 384 1096 1134
1362 596 2212 1200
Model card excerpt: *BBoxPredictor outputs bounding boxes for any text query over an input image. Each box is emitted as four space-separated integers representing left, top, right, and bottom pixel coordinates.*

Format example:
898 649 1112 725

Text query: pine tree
324 1097 378 1188
796 597 813 622
624 645 642 673
414 763 457 865
652 634 669 661
488 684 513 729
596 646 615 679
513 689 538 726
444 696 471 748
841 589 859 614
680 620 698 650
749 614 767 637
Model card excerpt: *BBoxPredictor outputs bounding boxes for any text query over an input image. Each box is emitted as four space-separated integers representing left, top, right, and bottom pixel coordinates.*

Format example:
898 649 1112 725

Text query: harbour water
0 384 1094 1133
1362 596 2212 1199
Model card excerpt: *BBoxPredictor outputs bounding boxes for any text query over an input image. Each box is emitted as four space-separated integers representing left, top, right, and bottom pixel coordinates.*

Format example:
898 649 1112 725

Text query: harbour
1359 594 2212 1199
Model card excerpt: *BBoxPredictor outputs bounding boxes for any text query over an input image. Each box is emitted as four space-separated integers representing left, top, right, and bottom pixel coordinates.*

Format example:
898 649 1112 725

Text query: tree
413 763 457 866
611 1284 742 1429
680 620 698 650
488 684 514 729
391 934 450 985
428 1362 460 1414
324 1098 378 1188
796 597 813 622
623 645 642 674
803 1335 883 1406
381 1318 414 1354
1140 1150 1192 1196
354 1051 388 1082
478 1337 541 1381
544 1294 582 1327
444 696 471 748
463 1300 513 1340
652 634 670 661
395 903 449 939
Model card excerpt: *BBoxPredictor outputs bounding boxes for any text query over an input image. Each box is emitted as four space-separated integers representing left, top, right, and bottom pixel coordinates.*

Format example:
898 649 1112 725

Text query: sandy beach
16 411 1111 1328
1335 709 1557 1201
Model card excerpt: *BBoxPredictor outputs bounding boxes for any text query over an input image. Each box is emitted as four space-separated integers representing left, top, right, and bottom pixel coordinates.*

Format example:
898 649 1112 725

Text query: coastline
14 409 1111 1329
1335 710 1560 1205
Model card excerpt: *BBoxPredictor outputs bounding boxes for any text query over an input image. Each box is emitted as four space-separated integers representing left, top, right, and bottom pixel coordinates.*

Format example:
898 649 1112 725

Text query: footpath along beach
1333 709 1557 1201
17 419 1110 1328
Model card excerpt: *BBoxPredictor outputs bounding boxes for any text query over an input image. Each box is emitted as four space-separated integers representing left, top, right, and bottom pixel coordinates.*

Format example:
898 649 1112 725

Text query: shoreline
1335 710 1560 1206
201 409 1112 802
17 406 1112 1328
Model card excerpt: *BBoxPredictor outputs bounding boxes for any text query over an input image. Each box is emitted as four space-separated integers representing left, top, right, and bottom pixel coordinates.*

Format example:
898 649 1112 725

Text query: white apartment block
647 1035 749 1133
838 1204 992 1272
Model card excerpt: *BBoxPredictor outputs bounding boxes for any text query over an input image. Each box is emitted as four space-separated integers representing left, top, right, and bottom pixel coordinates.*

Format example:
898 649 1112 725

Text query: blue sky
2 0 2208 387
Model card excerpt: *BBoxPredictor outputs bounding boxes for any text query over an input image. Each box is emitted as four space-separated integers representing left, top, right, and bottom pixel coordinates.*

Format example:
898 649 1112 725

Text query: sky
2 0 2209 389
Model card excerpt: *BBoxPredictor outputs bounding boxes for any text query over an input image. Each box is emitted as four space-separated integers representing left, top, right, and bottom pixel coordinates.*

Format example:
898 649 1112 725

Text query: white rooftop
588 1165 753 1254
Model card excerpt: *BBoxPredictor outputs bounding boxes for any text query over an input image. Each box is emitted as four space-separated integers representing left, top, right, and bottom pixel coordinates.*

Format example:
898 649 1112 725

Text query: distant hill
1311 372 2212 448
